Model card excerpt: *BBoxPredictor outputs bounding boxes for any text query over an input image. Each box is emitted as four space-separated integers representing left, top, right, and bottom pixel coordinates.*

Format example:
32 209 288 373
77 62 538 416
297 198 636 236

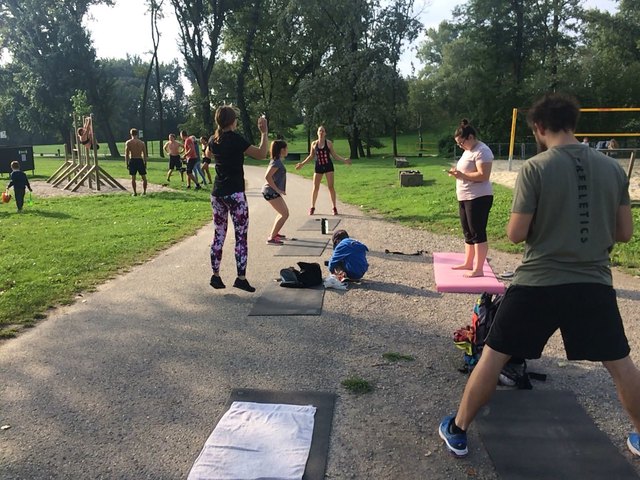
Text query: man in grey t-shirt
438 93 640 459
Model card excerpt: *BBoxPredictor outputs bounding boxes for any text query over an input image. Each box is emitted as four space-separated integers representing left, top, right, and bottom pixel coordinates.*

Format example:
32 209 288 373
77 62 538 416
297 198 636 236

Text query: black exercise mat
274 237 329 256
229 388 337 480
298 218 341 232
476 390 639 479
248 282 324 316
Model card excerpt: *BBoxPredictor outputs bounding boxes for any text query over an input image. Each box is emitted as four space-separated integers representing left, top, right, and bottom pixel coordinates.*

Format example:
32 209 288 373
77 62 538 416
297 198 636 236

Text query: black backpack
279 262 323 288
455 292 545 389
279 267 304 288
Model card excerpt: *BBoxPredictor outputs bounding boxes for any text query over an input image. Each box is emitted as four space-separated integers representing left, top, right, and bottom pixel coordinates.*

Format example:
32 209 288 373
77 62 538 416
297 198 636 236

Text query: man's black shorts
315 160 335 174
169 155 182 171
186 158 198 174
128 158 147 176
486 283 630 361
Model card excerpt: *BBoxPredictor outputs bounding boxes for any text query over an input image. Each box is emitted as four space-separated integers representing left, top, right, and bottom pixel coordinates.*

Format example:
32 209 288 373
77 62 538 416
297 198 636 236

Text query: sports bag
454 292 546 389
296 261 322 287
279 267 304 288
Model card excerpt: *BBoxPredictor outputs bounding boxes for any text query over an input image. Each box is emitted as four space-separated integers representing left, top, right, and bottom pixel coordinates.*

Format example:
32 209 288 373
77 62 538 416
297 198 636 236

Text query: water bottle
321 218 329 235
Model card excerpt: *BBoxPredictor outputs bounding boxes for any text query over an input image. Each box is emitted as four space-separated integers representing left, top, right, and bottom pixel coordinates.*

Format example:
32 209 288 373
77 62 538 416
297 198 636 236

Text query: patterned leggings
210 192 249 276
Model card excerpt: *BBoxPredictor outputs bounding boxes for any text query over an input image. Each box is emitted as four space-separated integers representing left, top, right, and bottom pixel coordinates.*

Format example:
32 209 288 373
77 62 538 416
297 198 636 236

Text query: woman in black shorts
295 125 350 215
200 136 213 184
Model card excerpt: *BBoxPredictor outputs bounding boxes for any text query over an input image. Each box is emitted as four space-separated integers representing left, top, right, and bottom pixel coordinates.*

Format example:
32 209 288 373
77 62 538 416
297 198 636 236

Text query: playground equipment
47 114 125 192
507 107 640 179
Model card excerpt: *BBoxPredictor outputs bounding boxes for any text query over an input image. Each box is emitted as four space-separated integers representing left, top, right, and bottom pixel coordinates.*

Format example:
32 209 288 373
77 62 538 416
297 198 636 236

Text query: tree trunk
171 0 227 132
141 54 154 151
154 57 164 156
511 0 525 85
100 120 121 158
236 0 261 145
151 2 165 156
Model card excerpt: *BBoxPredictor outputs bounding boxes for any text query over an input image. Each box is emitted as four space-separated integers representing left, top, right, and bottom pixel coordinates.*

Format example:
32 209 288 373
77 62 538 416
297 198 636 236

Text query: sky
86 0 618 78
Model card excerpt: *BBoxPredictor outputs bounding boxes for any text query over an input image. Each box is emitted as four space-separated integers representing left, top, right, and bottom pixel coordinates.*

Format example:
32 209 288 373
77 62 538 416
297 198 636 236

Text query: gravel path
1 165 639 479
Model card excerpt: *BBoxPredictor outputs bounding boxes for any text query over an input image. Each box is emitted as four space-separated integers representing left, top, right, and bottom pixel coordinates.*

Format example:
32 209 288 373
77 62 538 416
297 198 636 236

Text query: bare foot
452 264 473 270
464 270 485 278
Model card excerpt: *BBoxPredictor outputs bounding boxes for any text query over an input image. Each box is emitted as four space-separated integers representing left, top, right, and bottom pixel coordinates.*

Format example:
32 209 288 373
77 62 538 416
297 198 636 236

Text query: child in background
191 135 207 186
328 230 369 280
6 161 32 213
262 140 289 244
200 136 213 184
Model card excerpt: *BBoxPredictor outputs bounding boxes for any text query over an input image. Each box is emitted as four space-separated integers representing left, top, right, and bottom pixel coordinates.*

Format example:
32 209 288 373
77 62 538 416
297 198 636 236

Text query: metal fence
454 143 640 162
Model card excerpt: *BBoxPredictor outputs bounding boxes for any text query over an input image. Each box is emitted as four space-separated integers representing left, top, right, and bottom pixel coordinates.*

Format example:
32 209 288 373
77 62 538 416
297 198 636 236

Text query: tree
170 0 229 132
414 0 585 142
142 0 165 156
373 0 422 156
0 0 113 150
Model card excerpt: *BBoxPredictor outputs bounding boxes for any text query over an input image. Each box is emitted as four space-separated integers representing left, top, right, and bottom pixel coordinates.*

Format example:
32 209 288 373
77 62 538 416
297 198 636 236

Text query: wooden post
627 151 636 181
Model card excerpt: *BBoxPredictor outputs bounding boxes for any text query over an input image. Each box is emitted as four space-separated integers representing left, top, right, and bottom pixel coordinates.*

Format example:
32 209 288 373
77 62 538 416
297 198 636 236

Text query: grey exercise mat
476 390 639 479
228 388 337 480
248 282 324 316
298 218 341 232
274 237 329 256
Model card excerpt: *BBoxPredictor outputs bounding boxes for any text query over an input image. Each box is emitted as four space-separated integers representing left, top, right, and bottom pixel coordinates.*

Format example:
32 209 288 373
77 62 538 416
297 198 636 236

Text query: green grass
3 139 639 337
341 376 374 394
271 155 520 253
0 157 211 336
279 154 640 269
382 352 416 362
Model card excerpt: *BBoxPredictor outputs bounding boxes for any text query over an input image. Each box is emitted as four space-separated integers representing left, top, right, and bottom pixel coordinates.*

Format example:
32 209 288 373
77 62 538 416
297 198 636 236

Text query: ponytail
213 106 237 143
270 140 287 160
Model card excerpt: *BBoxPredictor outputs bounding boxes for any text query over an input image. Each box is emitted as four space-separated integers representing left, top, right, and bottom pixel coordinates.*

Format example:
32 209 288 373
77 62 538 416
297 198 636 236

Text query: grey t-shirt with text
512 144 629 286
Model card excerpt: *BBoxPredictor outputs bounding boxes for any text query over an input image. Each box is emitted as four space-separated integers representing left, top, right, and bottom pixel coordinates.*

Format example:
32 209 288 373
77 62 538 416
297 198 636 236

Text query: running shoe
628 433 640 457
309 207 315 215
332 207 339 215
233 278 256 293
438 415 468 458
266 238 284 245
209 275 225 289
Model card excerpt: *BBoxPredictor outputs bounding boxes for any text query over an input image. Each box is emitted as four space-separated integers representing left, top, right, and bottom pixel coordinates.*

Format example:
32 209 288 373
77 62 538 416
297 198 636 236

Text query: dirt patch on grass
28 179 181 198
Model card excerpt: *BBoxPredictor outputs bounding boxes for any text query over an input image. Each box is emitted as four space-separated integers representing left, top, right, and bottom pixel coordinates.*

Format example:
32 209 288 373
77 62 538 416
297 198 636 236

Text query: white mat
188 401 317 480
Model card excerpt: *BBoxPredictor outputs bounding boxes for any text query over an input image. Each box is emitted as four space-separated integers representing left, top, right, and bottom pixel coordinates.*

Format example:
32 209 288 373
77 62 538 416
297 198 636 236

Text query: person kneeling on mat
328 230 369 281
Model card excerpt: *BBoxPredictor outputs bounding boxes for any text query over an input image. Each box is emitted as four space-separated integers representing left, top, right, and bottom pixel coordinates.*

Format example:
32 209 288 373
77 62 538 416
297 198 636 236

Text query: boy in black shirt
6 161 32 212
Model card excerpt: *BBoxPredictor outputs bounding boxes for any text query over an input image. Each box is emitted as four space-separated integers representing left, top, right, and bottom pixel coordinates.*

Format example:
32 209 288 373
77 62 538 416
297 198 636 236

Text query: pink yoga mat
433 252 505 294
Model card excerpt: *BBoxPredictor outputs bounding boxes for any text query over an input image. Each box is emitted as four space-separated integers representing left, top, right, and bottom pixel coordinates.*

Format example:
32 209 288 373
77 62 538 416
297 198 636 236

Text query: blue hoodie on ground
328 238 369 280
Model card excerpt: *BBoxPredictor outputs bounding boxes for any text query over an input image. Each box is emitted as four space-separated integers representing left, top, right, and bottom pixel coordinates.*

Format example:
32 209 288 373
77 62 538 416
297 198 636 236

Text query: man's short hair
180 130 188 137
332 229 349 247
526 93 580 133
10 160 19 170
130 128 138 137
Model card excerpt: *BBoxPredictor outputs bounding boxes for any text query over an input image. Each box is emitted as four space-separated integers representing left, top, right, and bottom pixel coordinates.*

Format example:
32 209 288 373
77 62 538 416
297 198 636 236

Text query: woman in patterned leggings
207 106 268 292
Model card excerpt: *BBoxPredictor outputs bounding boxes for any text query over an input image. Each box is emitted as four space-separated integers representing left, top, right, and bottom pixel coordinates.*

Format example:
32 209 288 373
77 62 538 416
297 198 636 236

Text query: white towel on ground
188 401 317 480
